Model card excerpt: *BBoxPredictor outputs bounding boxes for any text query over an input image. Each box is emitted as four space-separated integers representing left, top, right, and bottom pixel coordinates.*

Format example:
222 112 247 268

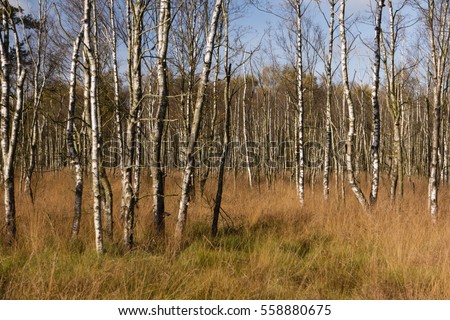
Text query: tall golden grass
1 170 450 299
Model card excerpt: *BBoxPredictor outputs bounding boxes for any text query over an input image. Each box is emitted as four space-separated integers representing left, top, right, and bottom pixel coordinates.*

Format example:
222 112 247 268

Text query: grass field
1 170 449 299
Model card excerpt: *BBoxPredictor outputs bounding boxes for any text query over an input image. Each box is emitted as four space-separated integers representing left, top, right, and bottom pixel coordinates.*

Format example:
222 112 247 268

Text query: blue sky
14 0 33 12
16 0 412 84
236 0 376 80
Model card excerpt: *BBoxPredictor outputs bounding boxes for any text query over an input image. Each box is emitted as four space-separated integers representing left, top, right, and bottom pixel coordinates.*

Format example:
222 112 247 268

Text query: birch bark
339 0 368 209
174 0 223 252
67 27 84 239
426 0 450 221
151 0 171 238
122 0 147 248
296 0 305 206
24 0 47 201
323 0 335 200
84 0 104 254
0 3 27 244
212 1 230 238
369 0 384 205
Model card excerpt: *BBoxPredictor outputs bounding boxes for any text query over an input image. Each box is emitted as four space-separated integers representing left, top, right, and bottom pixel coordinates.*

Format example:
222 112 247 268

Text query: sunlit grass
0 170 449 299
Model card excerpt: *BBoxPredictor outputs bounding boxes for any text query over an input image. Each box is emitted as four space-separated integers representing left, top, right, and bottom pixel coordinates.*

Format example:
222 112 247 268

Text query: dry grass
1 170 450 299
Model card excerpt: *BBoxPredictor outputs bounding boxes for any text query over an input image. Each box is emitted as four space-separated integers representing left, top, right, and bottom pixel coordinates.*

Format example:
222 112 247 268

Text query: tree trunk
67 27 84 239
339 0 368 210
242 58 253 189
100 168 113 240
323 0 335 200
296 0 305 206
212 3 230 238
109 0 124 173
426 0 450 222
174 0 223 253
151 0 171 239
24 0 47 202
390 118 400 200
121 0 146 249
369 0 384 205
0 6 27 245
84 0 104 254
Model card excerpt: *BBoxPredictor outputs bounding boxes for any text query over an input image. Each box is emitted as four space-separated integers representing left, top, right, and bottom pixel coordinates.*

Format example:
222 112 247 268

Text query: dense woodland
0 0 449 255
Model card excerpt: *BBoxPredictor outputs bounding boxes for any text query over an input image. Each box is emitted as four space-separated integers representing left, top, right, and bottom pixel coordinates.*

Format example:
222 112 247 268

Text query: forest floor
1 170 450 299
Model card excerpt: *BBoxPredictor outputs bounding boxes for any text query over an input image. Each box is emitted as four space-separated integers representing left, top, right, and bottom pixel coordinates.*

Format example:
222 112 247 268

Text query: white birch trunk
426 0 450 222
151 0 171 239
174 0 223 253
382 0 401 201
242 57 253 189
24 0 47 200
296 0 305 206
122 0 146 248
67 27 84 239
0 7 13 244
108 0 124 172
339 0 368 210
369 0 384 205
84 0 104 254
323 0 335 200
0 5 26 245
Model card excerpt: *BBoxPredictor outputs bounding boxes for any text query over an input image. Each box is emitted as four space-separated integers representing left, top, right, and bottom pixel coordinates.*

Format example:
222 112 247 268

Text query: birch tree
211 0 230 238
242 56 253 189
83 0 104 254
109 0 123 173
122 0 149 249
322 0 335 200
0 1 27 245
339 0 368 209
107 0 122 240
423 0 450 221
67 27 84 238
91 0 113 242
171 0 210 199
151 0 171 239
369 0 384 205
174 0 223 253
295 0 305 206
381 0 408 201
24 0 48 201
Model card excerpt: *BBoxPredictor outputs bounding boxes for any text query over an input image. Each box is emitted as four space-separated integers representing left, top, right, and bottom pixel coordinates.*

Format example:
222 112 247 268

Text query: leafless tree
24 0 49 202
322 0 336 200
421 0 450 221
339 0 368 209
211 0 231 238
83 0 104 254
0 1 27 245
67 27 84 239
295 0 305 205
174 0 223 253
121 0 149 249
369 0 384 205
151 0 171 239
